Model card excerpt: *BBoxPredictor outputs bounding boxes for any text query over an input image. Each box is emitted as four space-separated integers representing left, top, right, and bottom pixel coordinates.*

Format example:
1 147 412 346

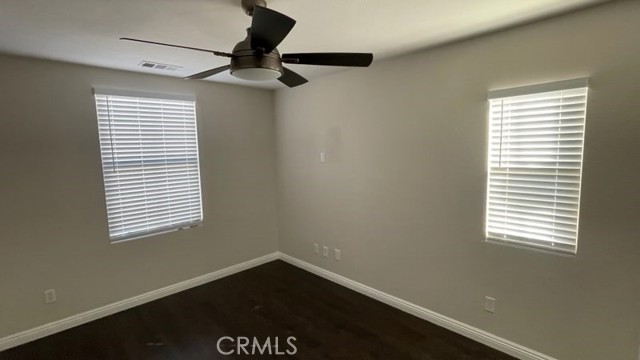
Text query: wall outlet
44 289 57 304
484 296 496 313
322 246 329 257
314 243 320 255
334 249 341 261
320 152 326 163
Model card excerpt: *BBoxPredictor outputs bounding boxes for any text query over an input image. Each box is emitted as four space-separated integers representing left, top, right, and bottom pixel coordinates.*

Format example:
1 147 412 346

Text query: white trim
92 87 196 101
0 252 279 352
278 252 556 360
488 77 589 99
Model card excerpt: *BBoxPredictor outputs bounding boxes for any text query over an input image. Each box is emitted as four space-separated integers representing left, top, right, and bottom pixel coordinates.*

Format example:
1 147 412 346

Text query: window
486 79 589 254
94 89 203 242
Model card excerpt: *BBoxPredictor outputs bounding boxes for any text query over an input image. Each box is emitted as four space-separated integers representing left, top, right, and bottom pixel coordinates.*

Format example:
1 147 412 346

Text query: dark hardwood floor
0 260 515 359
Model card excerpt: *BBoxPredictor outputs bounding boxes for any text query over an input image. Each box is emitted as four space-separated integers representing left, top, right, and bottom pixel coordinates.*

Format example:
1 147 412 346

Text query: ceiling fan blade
185 65 231 80
120 37 233 58
282 53 374 67
278 67 308 88
251 6 296 53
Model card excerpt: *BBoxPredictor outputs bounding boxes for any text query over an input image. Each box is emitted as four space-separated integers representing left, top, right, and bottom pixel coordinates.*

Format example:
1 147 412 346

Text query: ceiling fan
120 0 374 88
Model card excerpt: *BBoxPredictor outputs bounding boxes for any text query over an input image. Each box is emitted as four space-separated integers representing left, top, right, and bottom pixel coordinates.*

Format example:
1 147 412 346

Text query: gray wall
0 55 279 338
275 1 640 359
2 2 640 359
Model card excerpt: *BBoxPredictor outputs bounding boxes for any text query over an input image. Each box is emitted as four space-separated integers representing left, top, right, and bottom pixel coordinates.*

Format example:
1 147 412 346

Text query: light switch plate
484 296 496 313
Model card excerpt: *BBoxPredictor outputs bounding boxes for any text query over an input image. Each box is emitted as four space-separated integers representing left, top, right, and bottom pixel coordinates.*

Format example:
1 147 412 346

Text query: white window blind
486 79 589 254
94 90 202 242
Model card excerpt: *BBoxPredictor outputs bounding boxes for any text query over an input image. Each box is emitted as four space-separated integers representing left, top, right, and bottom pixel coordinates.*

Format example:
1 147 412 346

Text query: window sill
485 237 576 258
110 222 203 244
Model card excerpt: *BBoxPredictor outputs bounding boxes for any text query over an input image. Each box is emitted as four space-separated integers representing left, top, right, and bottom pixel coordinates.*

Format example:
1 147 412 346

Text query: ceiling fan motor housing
230 29 283 80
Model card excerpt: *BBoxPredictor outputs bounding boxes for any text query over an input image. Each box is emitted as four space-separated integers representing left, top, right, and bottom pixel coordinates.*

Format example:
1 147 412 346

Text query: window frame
484 78 589 255
93 88 203 243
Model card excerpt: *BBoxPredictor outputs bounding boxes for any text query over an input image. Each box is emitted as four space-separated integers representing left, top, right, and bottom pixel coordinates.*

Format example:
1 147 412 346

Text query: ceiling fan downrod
241 0 267 16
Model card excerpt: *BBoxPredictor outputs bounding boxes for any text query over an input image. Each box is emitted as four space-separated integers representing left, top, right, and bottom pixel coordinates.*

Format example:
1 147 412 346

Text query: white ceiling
0 0 607 89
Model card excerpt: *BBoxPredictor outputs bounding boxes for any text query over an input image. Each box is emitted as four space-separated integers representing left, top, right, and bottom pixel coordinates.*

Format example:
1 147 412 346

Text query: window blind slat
95 93 203 241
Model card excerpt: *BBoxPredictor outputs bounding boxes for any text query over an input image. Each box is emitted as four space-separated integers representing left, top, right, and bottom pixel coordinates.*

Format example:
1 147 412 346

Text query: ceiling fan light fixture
230 45 284 81
231 67 282 81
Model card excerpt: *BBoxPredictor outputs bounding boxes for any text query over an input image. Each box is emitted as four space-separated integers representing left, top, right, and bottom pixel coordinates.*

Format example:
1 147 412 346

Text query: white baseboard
278 252 556 360
0 252 279 352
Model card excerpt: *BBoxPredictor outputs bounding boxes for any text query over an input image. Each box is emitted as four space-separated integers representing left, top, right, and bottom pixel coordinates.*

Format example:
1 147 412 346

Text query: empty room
0 0 638 359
